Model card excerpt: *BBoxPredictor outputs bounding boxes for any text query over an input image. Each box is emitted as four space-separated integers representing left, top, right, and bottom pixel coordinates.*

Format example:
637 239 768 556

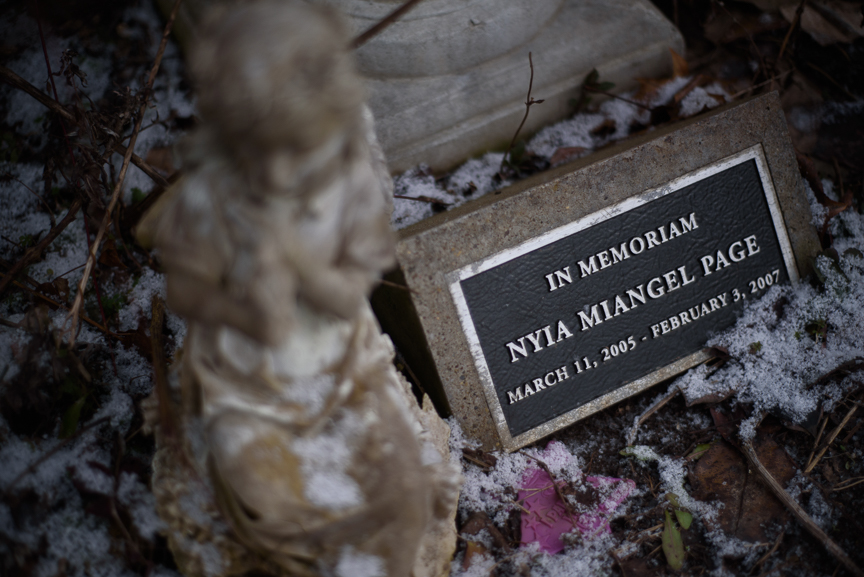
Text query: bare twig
519 450 578 520
806 414 830 471
351 0 425 49
842 416 863 444
777 0 809 66
833 476 864 491
805 403 858 473
583 85 652 111
66 0 183 345
2 169 56 228
805 61 856 99
714 0 770 83
500 52 544 173
0 198 83 299
741 438 864 577
377 278 414 292
81 213 118 375
393 194 450 206
0 257 40 288
0 272 120 337
626 387 680 444
7 416 110 492
463 453 493 470
0 65 168 189
728 69 795 100
750 530 785 574
150 295 176 440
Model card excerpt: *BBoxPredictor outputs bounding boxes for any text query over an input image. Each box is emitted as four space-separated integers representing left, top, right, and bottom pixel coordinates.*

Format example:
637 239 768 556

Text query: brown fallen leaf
549 146 587 166
670 48 689 78
97 238 126 269
459 511 511 569
690 433 797 544
685 387 737 407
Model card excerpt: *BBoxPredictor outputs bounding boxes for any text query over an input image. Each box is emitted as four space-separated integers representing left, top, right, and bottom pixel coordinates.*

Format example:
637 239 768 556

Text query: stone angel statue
137 3 460 576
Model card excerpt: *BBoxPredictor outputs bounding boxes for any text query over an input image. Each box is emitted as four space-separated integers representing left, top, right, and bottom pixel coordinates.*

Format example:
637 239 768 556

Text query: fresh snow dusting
391 76 729 230
333 546 386 577
293 410 365 511
0 2 192 575
3 2 862 574
674 192 864 440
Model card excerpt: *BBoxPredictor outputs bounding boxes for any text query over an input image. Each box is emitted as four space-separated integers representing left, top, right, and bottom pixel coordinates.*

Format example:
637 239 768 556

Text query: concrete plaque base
373 93 820 451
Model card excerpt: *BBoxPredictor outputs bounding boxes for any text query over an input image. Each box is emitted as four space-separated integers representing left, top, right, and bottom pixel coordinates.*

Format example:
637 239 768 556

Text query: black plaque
448 146 799 444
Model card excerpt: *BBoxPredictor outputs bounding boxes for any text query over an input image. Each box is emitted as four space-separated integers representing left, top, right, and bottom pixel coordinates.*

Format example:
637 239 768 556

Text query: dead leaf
461 541 487 570
460 511 511 552
462 447 498 469
590 118 617 138
145 146 176 176
689 434 797 544
633 77 667 102
549 146 586 166
98 238 126 269
118 319 153 361
459 511 511 568
781 1 864 46
686 387 737 406
673 75 710 104
670 48 689 78
662 509 685 570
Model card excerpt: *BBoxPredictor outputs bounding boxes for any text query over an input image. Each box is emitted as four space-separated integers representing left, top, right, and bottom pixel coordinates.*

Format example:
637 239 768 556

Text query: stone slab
365 0 684 172
373 93 821 451
158 0 684 173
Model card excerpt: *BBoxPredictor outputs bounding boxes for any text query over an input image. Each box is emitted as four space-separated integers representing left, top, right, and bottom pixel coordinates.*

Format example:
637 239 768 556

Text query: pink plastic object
518 447 635 554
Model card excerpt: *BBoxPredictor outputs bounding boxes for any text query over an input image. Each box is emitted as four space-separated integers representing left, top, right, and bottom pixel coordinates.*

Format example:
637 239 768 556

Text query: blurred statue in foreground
137 3 460 576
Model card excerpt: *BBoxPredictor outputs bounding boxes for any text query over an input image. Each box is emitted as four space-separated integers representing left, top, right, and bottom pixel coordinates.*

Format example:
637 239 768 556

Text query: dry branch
7 416 110 492
500 52 544 173
0 65 169 188
0 272 122 337
776 0 809 67
351 0 426 49
741 438 864 577
833 476 864 492
65 0 183 345
626 387 680 445
750 530 784 575
0 198 83 299
150 296 176 442
805 403 858 473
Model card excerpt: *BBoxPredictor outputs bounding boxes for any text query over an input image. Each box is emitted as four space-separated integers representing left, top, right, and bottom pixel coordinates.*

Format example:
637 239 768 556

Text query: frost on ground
1 2 191 576
449 185 864 575
391 77 729 230
2 2 863 575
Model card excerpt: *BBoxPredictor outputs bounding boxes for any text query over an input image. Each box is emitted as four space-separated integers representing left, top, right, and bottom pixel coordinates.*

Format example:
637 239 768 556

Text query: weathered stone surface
157 0 684 172
375 93 821 450
356 0 685 172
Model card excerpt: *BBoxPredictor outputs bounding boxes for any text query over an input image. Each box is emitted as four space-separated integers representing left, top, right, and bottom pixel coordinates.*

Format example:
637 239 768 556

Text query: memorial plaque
374 93 820 451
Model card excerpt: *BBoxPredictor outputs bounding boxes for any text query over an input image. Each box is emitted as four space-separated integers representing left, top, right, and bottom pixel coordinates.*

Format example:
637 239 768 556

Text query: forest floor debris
2 0 863 576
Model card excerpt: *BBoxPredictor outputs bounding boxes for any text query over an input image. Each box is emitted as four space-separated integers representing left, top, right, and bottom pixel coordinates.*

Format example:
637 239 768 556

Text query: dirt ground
1 0 863 576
